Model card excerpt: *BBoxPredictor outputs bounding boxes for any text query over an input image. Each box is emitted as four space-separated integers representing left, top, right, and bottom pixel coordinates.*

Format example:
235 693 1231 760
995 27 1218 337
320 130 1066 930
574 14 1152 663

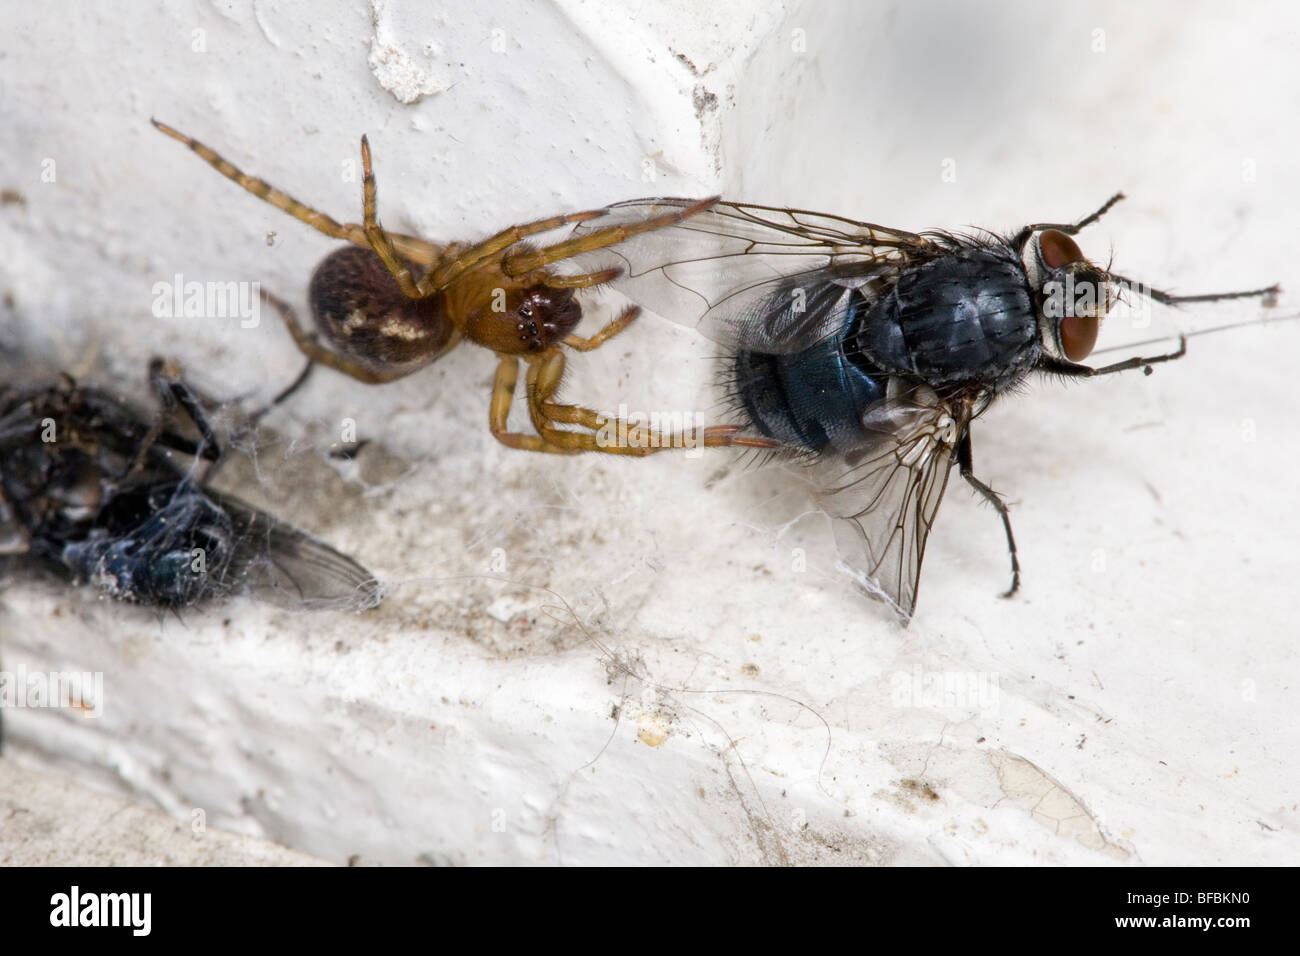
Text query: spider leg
521 356 637 454
563 305 641 352
541 268 622 291
152 119 366 245
260 359 315 418
260 288 409 384
562 306 776 449
385 231 445 267
236 358 315 437
527 350 774 454
358 135 426 299
416 208 613 295
541 397 771 451
490 355 577 454
502 196 718 276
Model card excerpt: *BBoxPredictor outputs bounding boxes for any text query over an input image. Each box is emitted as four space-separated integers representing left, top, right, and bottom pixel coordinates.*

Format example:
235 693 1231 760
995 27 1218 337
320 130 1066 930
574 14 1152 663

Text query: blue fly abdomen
734 330 886 452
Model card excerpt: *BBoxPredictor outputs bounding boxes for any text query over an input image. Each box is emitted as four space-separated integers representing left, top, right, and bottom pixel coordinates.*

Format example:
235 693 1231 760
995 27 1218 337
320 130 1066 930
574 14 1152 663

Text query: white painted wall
1 0 1298 864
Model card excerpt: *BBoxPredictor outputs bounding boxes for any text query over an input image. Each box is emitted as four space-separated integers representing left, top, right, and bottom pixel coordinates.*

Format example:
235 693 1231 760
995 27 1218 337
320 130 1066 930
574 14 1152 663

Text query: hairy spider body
307 245 459 378
154 120 767 455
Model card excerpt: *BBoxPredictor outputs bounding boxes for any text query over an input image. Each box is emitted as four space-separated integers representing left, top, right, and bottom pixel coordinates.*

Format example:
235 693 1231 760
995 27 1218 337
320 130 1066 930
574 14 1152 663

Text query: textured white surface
1 0 1298 865
0 758 330 865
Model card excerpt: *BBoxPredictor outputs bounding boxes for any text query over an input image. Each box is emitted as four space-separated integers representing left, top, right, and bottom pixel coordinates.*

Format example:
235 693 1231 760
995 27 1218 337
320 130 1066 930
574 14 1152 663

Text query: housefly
0 359 382 610
573 194 1278 622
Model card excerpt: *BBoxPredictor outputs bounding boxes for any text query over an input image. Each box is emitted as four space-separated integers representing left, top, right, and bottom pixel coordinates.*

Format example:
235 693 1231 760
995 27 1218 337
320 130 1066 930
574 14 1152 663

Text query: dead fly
152 120 767 456
0 359 382 610
573 195 1279 622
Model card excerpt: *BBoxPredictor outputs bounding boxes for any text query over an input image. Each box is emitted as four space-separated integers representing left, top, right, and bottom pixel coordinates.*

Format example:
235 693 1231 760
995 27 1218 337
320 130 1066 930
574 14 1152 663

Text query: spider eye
1060 313 1100 361
1039 230 1085 270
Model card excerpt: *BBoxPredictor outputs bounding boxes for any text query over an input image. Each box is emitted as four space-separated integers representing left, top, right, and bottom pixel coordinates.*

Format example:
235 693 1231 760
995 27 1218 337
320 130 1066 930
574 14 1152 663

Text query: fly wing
571 199 939 353
211 489 385 611
809 383 966 623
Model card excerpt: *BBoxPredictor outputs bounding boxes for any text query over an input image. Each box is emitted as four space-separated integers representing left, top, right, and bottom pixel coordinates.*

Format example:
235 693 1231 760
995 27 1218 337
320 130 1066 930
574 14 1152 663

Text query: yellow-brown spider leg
521 354 634 454
541 269 622 291
259 289 409 384
358 135 427 299
414 209 613 294
526 347 648 440
503 196 719 276
490 355 577 454
152 119 367 246
538 263 636 346
543 400 771 451
563 305 641 352
533 347 776 450
555 305 775 449
527 351 770 454
384 231 444 267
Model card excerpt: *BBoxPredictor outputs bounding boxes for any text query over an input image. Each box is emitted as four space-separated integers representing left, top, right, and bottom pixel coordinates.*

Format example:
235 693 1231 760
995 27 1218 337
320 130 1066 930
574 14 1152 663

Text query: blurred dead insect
152 119 766 456
0 358 382 610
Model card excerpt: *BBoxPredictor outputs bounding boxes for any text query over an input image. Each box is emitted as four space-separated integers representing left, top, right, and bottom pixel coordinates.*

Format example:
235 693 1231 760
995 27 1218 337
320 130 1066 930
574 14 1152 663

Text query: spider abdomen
308 245 456 375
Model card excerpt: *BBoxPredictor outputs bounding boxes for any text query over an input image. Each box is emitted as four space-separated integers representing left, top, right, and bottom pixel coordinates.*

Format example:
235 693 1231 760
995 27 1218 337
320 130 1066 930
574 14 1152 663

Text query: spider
152 119 770 455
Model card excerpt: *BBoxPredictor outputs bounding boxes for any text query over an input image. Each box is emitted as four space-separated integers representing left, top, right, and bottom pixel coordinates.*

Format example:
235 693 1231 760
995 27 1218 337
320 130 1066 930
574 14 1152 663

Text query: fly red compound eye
1039 229 1086 269
1060 312 1100 361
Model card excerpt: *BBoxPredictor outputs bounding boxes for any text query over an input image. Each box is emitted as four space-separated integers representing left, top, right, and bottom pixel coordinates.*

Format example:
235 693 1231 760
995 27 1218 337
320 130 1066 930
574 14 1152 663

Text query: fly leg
1009 187 1280 305
1038 335 1187 377
142 357 313 485
120 360 221 481
1099 276 1278 308
150 359 221 457
1011 193 1126 251
958 429 1020 599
